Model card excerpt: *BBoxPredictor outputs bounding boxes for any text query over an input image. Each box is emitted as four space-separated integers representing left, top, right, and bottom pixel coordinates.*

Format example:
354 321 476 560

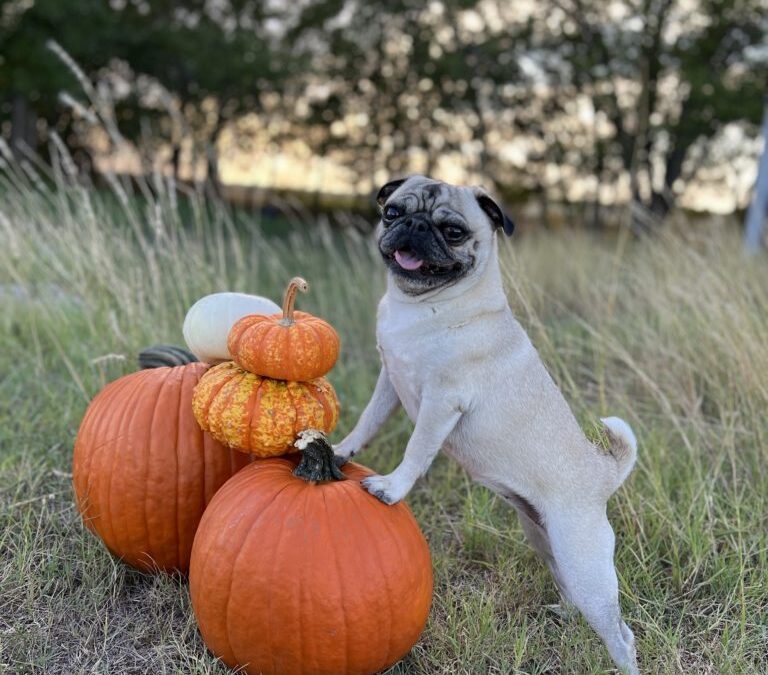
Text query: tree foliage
1 0 765 219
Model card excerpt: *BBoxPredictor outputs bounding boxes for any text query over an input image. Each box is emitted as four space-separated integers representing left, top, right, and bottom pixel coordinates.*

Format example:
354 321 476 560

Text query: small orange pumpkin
72 361 251 573
227 276 340 381
189 431 433 675
192 361 340 456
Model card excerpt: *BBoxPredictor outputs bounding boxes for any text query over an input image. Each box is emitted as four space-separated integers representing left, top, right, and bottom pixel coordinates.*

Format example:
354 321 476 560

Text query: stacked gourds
71 276 433 675
192 277 341 457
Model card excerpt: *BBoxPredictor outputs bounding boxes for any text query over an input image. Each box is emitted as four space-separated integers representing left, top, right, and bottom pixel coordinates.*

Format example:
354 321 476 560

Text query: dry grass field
1 161 767 673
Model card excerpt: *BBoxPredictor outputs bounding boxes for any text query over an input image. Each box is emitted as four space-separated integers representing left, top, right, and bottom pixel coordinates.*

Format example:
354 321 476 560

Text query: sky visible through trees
1 0 766 220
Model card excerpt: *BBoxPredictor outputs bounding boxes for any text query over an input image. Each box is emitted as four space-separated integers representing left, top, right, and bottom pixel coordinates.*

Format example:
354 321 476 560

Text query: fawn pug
334 175 640 674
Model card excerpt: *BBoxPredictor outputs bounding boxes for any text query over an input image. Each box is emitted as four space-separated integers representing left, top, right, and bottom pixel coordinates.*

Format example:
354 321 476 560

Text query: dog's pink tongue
395 250 423 270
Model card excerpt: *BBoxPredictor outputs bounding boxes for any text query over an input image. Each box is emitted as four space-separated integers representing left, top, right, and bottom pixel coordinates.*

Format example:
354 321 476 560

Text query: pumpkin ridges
282 380 300 438
74 363 251 573
73 372 125 523
77 372 140 547
166 368 186 568
206 367 242 447
277 321 293 379
225 315 249 357
104 370 151 560
306 318 333 378
294 322 312 382
341 480 397 664
193 362 235 426
373 491 417 665
230 317 256 374
267 317 290 375
259 378 295 453
334 471 433 668
332 485 390 669
230 315 272 375
323 489 349 674
289 381 317 436
267 482 310 671
302 321 325 382
245 374 267 453
245 376 267 453
223 482 298 667
211 366 242 426
296 486 319 672
199 365 235 443
143 369 176 568
305 378 339 433
84 373 136 548
117 371 161 561
194 469 300 669
307 321 329 380
220 368 254 450
302 381 325 431
173 366 193 567
103 369 155 564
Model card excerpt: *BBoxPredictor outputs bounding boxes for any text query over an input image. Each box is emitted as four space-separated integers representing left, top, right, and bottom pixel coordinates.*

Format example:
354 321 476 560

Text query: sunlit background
2 0 767 223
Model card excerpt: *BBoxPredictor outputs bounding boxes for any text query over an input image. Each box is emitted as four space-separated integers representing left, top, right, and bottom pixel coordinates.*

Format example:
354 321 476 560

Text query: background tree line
1 0 766 225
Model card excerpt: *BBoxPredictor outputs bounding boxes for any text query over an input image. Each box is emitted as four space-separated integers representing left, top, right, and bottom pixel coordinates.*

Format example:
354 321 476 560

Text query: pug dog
333 175 640 674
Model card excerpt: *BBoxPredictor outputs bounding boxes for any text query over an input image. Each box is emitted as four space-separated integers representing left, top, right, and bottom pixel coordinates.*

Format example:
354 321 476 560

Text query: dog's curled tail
600 416 638 490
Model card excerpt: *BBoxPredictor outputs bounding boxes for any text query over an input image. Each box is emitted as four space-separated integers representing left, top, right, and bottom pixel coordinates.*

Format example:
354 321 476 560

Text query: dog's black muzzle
379 215 456 266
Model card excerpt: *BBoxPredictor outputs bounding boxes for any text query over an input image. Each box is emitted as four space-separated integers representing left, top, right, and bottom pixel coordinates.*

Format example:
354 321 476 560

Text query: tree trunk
205 121 225 197
171 144 182 181
11 93 38 156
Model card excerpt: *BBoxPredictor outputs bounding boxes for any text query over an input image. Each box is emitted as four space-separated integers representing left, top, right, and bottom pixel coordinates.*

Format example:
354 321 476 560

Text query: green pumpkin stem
293 430 346 483
279 276 309 326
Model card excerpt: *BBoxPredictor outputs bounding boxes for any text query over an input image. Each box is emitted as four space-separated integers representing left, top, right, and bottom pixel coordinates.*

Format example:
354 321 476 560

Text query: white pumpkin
182 292 280 364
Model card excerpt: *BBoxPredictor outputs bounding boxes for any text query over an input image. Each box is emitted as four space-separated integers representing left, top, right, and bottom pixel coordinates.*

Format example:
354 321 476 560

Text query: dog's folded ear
376 178 408 206
475 191 515 236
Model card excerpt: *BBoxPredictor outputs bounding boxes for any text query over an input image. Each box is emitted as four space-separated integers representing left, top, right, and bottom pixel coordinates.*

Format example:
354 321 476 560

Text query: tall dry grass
1 148 767 672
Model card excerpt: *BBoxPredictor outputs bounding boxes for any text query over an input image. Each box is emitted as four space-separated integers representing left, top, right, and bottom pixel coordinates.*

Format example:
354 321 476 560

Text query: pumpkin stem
293 430 346 483
280 277 309 326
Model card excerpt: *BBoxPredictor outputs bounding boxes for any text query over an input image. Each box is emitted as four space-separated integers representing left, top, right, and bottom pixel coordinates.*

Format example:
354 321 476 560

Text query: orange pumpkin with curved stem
192 361 340 456
227 276 340 381
72 361 251 573
189 431 433 675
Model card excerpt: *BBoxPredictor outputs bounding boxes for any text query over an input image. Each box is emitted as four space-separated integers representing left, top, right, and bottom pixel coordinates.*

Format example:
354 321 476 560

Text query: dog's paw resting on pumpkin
361 472 413 505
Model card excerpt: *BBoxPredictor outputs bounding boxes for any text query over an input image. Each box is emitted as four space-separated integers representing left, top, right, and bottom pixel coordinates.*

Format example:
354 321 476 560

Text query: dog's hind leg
502 493 574 614
545 506 639 675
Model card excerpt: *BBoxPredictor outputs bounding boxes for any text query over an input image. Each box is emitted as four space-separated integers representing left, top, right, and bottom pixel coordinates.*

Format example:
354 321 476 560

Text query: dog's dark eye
383 205 401 220
442 225 466 243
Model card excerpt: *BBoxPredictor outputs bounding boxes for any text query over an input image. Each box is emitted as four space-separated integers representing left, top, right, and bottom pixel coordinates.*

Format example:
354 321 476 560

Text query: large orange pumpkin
191 361 340 456
189 431 433 675
72 362 251 573
227 276 340 381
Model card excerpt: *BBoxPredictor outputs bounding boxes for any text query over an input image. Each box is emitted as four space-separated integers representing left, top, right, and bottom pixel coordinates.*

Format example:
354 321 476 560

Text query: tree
284 0 526 194
0 0 116 155
515 0 768 222
0 0 296 184
286 0 766 222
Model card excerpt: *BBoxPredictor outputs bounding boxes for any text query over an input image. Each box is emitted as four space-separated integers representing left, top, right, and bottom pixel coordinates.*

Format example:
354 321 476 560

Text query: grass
1 157 767 674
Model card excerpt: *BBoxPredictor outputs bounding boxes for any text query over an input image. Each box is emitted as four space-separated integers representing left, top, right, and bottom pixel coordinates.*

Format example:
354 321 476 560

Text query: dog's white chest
376 302 434 420
377 335 424 421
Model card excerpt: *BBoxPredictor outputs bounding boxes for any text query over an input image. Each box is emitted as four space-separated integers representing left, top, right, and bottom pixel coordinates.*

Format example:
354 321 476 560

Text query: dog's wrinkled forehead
377 175 515 236
387 177 472 217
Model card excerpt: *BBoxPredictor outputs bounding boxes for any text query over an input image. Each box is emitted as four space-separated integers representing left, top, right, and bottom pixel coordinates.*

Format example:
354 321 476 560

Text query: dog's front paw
361 474 410 505
332 441 357 466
